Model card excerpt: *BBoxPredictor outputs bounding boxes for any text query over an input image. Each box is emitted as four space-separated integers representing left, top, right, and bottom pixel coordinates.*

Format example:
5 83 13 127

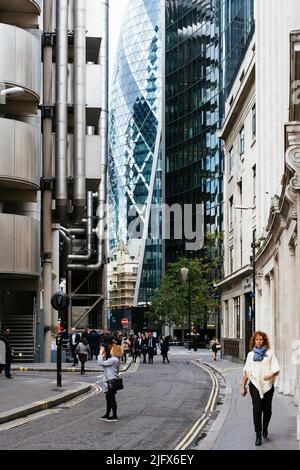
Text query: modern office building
0 0 108 362
108 0 163 306
165 0 254 262
0 0 42 362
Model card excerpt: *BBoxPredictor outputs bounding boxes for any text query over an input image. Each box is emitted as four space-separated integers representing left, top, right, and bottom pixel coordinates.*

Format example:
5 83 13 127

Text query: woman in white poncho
241 331 280 447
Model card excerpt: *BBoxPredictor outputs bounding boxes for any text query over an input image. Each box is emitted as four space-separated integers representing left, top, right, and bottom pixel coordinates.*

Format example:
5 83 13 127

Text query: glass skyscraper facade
108 0 163 304
165 0 254 262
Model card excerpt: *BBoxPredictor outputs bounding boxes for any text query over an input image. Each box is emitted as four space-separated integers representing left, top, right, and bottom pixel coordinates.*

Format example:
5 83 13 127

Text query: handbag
107 377 124 392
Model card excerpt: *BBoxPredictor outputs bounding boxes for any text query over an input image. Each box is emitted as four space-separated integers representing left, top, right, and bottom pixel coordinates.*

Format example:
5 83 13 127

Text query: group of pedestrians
97 331 171 421
1 323 281 447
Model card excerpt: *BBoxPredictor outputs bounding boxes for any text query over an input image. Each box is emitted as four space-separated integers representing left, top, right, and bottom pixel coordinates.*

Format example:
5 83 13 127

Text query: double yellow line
175 361 219 450
0 384 101 432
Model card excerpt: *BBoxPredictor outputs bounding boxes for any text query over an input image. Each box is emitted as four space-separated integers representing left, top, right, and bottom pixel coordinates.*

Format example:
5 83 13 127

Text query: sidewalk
194 356 299 450
0 359 131 424
12 358 104 372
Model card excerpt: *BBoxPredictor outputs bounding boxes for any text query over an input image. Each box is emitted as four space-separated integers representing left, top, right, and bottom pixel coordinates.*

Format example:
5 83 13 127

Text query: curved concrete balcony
0 24 41 102
0 118 40 191
0 214 40 278
0 0 41 15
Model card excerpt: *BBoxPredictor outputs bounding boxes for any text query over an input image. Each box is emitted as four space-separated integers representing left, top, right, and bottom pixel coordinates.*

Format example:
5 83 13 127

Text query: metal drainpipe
67 188 105 271
73 0 86 222
67 0 108 271
68 191 93 261
55 0 69 221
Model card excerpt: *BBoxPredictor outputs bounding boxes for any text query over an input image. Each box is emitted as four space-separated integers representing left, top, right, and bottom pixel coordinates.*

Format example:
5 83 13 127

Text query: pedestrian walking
0 328 14 379
98 338 122 421
69 327 80 366
141 333 148 363
76 337 91 375
210 336 220 361
89 330 101 359
147 331 157 364
161 336 170 363
241 331 280 446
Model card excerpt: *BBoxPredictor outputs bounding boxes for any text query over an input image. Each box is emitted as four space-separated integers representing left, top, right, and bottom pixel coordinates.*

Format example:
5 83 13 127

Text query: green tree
147 234 223 331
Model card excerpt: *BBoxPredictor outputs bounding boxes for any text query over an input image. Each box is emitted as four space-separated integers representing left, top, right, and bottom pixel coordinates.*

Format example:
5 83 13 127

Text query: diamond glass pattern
108 0 163 303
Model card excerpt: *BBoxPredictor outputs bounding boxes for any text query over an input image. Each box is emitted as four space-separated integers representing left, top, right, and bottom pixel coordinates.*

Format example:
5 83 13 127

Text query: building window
252 164 256 205
229 246 234 273
239 126 245 156
224 300 229 338
229 196 233 229
234 297 240 338
252 104 256 139
229 146 234 176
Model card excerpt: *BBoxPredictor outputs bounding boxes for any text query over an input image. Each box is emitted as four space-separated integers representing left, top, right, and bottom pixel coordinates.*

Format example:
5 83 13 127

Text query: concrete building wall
255 0 300 236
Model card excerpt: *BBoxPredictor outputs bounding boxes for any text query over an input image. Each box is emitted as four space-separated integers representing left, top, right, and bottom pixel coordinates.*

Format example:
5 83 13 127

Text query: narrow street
0 352 212 450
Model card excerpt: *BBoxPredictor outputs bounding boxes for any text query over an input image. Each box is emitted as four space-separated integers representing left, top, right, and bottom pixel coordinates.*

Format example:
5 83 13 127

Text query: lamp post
51 291 70 387
181 267 191 350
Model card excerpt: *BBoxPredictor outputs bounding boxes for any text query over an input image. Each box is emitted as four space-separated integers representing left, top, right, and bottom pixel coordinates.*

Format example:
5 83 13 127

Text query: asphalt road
0 353 212 450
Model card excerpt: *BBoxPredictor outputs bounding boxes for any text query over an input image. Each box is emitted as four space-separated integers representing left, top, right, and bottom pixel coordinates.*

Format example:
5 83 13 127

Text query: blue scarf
253 345 267 361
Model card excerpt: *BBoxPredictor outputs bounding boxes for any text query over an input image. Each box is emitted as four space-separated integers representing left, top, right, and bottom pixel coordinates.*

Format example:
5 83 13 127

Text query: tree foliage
147 234 223 330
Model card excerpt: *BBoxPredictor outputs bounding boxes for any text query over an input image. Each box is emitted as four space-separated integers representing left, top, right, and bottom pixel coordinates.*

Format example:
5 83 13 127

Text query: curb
12 360 132 374
1 361 132 424
0 383 91 425
194 361 232 450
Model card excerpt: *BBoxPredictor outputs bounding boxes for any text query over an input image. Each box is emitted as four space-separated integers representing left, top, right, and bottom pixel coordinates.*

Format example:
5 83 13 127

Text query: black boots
262 429 268 439
255 432 262 446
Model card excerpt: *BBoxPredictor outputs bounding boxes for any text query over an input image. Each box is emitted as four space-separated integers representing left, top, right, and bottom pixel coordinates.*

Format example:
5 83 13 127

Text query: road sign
121 318 129 326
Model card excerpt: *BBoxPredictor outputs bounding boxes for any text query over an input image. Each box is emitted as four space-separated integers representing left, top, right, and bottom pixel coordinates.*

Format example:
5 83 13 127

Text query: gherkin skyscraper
108 0 163 305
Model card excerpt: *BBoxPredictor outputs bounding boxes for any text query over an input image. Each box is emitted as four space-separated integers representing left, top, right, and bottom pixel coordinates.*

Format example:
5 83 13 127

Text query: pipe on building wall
55 0 69 221
67 188 105 271
43 0 54 363
67 0 108 272
73 0 86 222
68 191 93 261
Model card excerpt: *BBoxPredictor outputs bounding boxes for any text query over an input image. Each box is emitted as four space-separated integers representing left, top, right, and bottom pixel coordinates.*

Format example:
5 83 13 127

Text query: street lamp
181 267 191 350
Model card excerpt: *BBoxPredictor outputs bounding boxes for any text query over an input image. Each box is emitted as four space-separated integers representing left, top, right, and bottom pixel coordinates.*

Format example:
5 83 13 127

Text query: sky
109 0 128 85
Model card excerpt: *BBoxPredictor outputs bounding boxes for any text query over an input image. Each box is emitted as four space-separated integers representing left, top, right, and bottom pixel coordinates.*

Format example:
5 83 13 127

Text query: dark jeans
133 352 139 363
70 345 78 365
162 352 169 362
105 391 117 418
0 360 12 378
249 382 274 433
148 347 154 363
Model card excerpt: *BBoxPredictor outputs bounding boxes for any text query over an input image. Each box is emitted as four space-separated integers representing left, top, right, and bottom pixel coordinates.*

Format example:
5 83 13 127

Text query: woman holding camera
98 339 122 421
